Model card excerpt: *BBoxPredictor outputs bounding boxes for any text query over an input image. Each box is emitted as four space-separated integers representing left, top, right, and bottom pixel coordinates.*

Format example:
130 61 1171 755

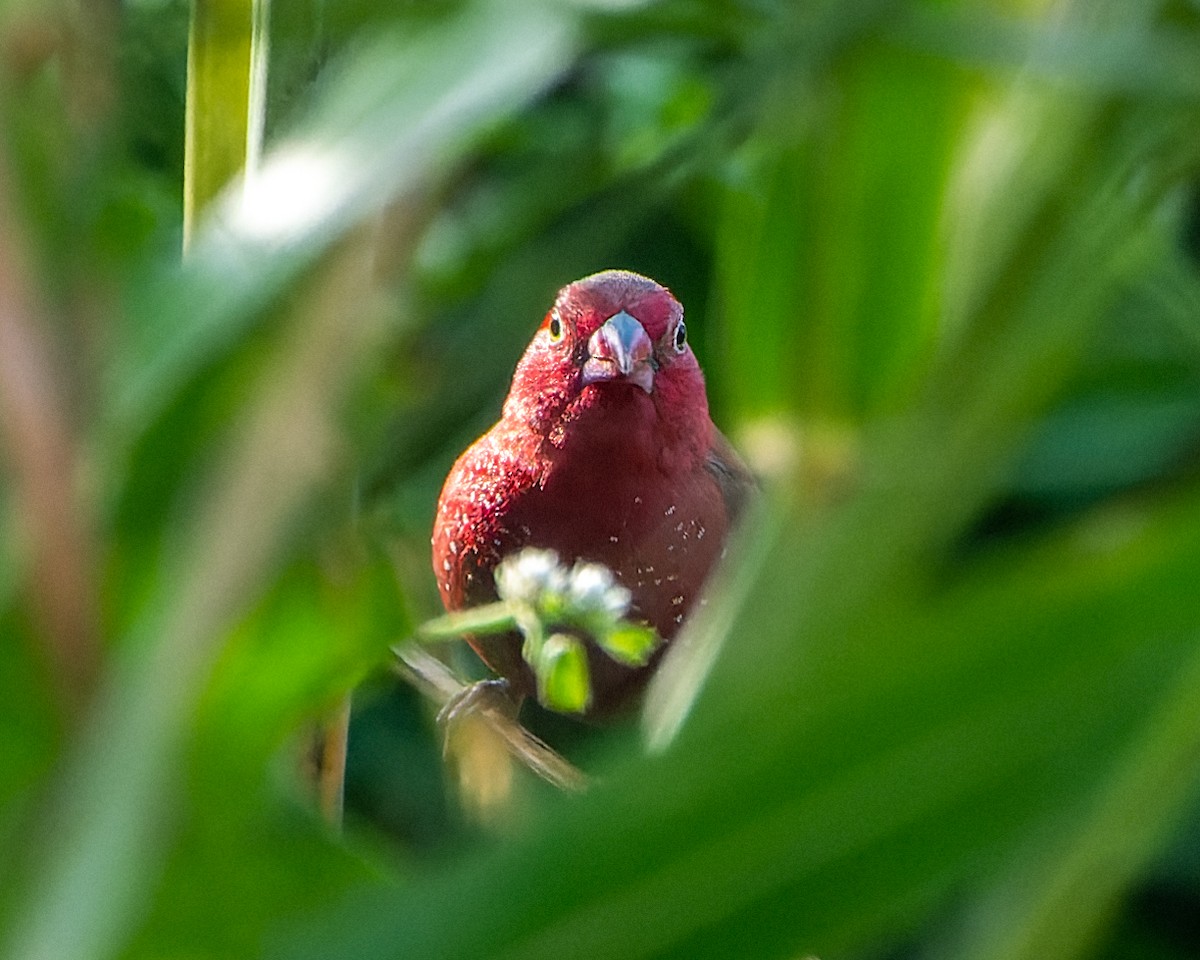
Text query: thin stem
392 644 588 793
415 602 519 642
0 151 100 721
315 695 352 830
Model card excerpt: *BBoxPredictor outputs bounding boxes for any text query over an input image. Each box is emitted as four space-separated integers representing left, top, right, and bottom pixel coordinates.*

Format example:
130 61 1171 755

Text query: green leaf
184 0 263 243
946 636 1200 960
105 0 580 454
712 39 966 425
536 634 592 715
2 6 584 956
596 622 660 668
8 2 1200 960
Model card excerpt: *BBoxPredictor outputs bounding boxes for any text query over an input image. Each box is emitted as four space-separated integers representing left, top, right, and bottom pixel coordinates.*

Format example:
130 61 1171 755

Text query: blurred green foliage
1 1 1200 959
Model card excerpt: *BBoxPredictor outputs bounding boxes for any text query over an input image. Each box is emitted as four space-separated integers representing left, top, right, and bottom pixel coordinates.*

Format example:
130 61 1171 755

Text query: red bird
432 270 753 714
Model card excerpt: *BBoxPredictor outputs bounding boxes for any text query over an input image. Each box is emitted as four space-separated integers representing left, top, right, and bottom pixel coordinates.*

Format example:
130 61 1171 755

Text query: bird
431 269 754 716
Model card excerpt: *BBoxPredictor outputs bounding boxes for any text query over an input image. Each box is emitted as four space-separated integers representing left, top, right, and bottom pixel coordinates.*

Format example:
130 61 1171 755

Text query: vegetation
1 1 1199 959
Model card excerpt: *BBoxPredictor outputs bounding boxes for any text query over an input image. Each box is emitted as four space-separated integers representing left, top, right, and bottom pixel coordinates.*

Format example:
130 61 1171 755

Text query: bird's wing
704 428 757 524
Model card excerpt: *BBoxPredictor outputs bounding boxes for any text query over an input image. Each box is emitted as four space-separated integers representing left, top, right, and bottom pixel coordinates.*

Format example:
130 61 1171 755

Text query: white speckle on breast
449 539 458 555
671 594 684 607
442 559 451 572
609 535 619 544
665 504 676 517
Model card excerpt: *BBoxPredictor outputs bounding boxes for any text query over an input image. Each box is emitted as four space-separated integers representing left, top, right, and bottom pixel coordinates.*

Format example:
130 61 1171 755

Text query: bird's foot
436 677 518 730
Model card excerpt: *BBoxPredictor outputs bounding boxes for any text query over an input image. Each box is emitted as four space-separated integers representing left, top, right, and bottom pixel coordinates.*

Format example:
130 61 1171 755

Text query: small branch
391 643 588 794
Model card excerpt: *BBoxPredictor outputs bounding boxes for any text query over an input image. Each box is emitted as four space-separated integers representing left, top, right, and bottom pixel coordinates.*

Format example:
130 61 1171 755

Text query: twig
391 643 589 793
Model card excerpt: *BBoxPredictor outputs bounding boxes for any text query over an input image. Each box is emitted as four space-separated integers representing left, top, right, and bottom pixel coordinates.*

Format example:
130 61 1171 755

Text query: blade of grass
4 4 585 956
279 475 1200 960
278 6 1198 956
678 94 1188 760
950 634 1200 960
109 0 578 449
0 152 99 719
1 239 382 960
184 0 265 247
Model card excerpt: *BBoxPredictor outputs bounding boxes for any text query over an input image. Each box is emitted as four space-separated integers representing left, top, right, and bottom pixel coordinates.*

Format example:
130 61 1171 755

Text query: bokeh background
2 1 1200 959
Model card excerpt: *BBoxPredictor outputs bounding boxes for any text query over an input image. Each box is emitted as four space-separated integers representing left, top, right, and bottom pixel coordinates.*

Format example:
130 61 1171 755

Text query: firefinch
432 270 753 714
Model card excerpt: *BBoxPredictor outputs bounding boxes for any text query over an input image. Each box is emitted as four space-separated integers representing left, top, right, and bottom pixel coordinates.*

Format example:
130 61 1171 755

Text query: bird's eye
673 320 687 353
548 314 564 342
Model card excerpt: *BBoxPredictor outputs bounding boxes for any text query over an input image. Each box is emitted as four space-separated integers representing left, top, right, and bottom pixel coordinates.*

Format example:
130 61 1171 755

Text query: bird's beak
581 310 654 394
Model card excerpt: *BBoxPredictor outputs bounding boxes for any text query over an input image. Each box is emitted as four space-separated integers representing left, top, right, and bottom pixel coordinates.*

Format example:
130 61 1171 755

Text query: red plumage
432 270 753 714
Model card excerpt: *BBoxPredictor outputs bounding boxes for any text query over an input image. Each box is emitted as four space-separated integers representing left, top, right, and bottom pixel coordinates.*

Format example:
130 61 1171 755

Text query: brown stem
0 156 100 720
315 695 352 829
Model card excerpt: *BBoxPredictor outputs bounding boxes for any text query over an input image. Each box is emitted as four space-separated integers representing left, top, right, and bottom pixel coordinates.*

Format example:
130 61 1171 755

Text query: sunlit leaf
536 634 592 715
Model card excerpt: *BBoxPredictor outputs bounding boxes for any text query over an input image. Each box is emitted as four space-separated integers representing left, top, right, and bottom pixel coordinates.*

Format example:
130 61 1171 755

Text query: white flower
567 562 631 620
496 548 632 639
494 548 567 605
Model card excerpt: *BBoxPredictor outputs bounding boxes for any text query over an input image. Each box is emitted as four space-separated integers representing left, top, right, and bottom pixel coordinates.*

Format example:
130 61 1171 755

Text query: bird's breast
432 407 736 713
509 440 729 639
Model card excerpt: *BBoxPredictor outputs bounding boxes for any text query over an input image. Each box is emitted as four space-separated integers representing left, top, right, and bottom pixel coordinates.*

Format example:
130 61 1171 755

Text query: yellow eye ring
548 314 564 341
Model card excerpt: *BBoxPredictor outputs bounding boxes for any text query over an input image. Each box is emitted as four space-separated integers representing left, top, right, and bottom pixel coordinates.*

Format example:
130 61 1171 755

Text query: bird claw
436 677 518 730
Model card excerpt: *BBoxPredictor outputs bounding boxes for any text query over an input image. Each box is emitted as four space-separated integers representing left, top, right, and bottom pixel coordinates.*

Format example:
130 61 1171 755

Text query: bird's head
503 270 711 452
